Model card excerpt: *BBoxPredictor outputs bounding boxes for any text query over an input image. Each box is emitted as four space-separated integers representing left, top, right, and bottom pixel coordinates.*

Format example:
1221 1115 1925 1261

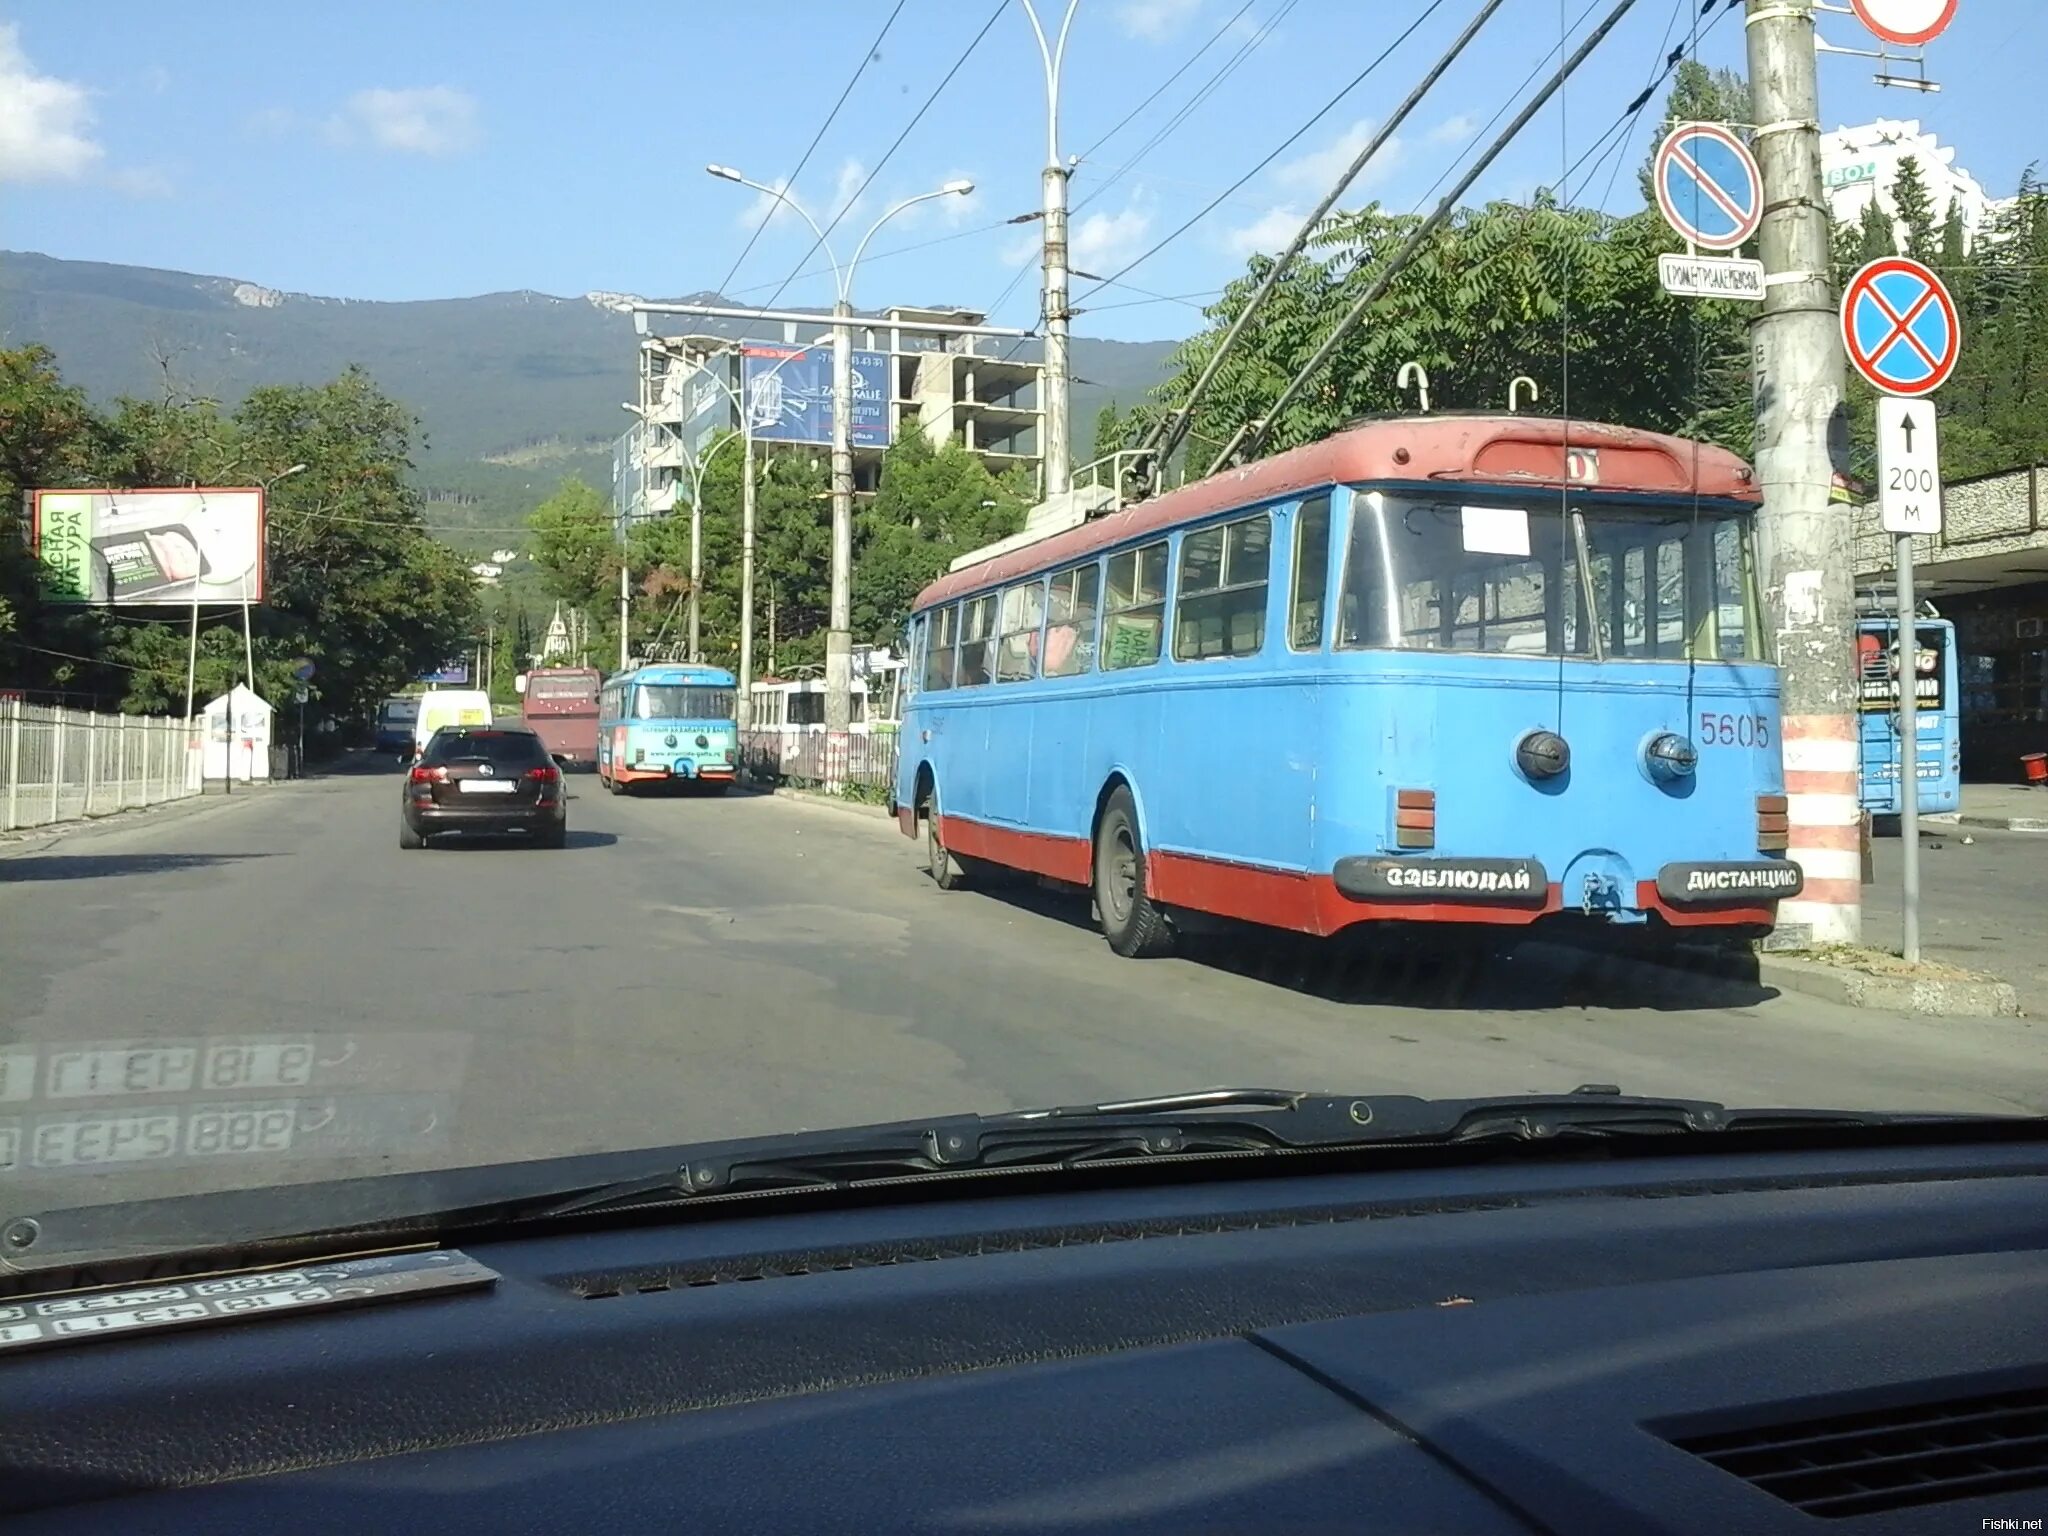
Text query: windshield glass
1 6 2038 1282
424 731 546 766
635 685 734 721
1339 492 1762 661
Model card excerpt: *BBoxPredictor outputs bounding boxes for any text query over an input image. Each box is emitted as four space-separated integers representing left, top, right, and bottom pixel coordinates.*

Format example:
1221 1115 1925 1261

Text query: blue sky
3 0 2040 343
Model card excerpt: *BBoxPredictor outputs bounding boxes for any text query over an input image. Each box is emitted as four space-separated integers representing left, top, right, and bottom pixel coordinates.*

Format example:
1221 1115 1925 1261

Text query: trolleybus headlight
665 733 678 748
1645 732 1698 783
696 734 709 749
1515 730 1570 780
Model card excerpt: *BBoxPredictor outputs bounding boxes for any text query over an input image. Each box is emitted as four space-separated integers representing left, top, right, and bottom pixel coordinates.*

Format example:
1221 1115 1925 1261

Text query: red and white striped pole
1779 712 1862 943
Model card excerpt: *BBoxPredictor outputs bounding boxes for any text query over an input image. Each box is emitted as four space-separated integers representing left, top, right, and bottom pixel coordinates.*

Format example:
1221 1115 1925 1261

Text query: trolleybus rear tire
1093 787 1174 958
925 787 972 890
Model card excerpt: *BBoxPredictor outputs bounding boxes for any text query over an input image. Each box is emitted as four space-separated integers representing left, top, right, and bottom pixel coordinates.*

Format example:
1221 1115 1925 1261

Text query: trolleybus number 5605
1699 712 1770 748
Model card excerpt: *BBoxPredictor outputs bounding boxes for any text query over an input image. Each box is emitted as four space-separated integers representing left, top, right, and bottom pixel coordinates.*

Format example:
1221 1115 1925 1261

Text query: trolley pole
1745 0 1858 944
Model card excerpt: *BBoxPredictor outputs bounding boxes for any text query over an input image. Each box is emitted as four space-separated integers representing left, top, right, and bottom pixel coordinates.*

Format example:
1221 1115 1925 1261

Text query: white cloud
0 23 104 183
104 165 173 198
737 175 796 232
999 228 1041 267
246 106 298 138
1117 0 1202 41
327 86 480 156
1222 204 1305 259
1274 117 1405 197
830 156 868 224
1428 113 1477 146
1072 196 1153 273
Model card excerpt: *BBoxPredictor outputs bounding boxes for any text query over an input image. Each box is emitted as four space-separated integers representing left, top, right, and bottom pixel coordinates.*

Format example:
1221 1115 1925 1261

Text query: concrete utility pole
827 297 856 735
1020 0 1078 495
1746 0 1858 945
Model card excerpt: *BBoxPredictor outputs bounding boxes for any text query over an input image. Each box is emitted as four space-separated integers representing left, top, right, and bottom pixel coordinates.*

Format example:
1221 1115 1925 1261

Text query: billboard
741 342 890 449
419 661 470 685
30 487 265 605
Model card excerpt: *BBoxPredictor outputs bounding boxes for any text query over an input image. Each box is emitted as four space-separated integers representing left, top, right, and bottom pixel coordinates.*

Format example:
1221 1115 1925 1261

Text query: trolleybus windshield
1337 491 1762 662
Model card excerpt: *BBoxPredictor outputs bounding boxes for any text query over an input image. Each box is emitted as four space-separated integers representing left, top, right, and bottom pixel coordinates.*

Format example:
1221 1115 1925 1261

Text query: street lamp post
1019 0 1079 498
706 165 973 735
625 335 831 723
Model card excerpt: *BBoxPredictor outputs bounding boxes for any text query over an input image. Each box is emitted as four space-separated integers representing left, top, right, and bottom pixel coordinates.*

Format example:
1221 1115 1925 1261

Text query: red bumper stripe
933 814 1781 937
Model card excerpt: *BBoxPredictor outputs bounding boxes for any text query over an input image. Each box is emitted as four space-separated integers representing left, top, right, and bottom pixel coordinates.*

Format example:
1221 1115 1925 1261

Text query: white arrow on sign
1849 0 1957 47
1877 398 1942 535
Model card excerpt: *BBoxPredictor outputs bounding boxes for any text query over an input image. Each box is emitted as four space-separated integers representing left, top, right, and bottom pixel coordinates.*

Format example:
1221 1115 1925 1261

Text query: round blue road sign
1654 122 1763 253
1840 257 1960 397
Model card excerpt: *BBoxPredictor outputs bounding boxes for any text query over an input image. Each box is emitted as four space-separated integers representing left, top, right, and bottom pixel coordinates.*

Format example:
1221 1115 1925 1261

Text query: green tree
854 434 1026 646
1087 401 1130 464
104 368 480 727
527 477 616 616
1890 154 1937 260
1148 196 1753 463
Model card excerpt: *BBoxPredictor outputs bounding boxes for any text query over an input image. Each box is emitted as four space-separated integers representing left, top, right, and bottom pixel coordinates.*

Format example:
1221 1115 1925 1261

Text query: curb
1959 814 2048 833
1753 953 2022 1019
738 783 893 822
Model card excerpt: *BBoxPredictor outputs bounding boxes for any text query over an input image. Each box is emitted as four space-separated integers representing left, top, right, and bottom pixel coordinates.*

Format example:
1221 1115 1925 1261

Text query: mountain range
1 250 1183 546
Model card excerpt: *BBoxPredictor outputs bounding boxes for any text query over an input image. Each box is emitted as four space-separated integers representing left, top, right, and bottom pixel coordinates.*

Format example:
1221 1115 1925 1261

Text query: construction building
613 305 1044 530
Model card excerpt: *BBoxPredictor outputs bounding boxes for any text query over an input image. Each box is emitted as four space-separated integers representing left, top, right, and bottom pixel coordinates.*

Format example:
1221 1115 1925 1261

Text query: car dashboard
3 1133 2047 1534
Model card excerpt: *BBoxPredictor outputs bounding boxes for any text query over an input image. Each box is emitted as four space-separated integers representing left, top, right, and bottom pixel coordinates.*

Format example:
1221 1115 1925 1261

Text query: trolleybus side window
1045 563 1100 678
957 594 998 688
1103 540 1168 670
906 615 927 702
925 605 958 692
996 580 1046 683
1174 510 1271 661
1289 494 1332 652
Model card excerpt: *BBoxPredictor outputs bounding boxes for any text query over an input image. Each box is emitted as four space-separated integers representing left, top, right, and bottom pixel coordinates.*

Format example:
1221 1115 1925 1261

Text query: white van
409 690 493 758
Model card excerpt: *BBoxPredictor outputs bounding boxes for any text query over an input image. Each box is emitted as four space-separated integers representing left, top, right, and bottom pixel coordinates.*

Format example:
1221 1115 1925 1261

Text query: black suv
401 726 566 849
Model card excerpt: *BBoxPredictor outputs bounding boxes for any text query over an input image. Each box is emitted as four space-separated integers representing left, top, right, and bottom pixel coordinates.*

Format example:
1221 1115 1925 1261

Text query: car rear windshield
424 731 547 766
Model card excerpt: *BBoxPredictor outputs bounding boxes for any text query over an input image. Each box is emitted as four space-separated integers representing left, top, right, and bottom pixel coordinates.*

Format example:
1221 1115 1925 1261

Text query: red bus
518 667 602 768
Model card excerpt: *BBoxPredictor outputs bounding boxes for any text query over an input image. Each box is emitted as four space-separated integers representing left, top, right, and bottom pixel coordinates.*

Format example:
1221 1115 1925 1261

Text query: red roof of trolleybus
915 414 1760 612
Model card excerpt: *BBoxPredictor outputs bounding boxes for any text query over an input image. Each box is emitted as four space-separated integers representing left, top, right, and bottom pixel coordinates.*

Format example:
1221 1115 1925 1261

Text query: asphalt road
3 759 2044 1224
1865 823 2048 1020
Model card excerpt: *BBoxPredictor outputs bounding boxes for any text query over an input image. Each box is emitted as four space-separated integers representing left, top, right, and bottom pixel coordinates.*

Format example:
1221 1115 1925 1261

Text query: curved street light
705 166 974 733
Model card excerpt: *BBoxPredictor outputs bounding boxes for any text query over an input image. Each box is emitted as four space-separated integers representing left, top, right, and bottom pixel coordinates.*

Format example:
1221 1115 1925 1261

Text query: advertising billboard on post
741 341 890 449
30 487 266 605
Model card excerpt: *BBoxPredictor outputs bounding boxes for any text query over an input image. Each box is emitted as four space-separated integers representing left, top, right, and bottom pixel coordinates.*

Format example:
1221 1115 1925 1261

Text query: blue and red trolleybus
892 414 1800 955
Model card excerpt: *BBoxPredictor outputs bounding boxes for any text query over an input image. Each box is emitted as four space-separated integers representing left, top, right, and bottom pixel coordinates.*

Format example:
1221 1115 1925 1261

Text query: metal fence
741 728 901 796
1 701 203 832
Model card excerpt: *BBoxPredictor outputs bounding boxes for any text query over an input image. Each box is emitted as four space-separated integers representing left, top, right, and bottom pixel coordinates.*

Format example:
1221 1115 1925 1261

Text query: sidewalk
1956 782 2048 833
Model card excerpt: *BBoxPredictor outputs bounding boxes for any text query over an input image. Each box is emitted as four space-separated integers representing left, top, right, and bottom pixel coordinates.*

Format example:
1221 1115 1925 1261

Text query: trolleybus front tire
1093 787 1174 958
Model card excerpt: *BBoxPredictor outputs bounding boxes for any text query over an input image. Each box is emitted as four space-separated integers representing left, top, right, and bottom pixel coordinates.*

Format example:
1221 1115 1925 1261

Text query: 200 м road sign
1653 122 1762 252
1840 257 1961 397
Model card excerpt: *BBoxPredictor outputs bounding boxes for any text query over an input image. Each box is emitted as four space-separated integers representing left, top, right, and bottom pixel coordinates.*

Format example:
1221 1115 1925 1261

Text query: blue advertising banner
741 342 890 449
419 661 470 685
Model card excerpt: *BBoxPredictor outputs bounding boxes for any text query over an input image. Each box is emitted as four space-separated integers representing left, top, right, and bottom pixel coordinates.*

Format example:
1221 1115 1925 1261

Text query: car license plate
458 780 515 794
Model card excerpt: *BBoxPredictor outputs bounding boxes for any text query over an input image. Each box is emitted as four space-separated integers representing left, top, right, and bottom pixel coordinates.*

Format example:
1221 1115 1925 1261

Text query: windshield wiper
510 1085 1950 1219
2 1087 2000 1285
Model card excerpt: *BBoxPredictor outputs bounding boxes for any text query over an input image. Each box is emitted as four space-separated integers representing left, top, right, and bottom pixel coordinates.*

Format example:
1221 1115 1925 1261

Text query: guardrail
740 728 900 797
1 701 203 832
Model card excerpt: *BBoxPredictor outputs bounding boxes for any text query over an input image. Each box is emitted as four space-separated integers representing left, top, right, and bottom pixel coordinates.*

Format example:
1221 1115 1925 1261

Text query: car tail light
1395 789 1435 850
526 764 561 785
1757 793 1789 852
409 765 447 785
